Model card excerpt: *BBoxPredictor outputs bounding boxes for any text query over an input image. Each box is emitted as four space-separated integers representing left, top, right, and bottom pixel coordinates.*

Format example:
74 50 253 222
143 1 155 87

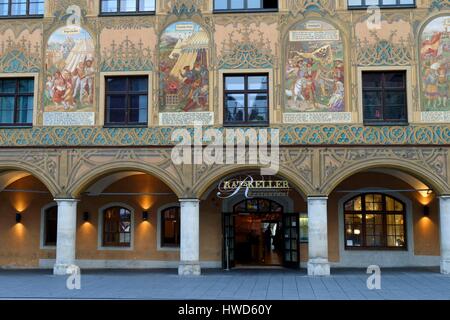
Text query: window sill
213 9 278 14
99 12 155 17
157 246 180 252
0 125 33 129
223 123 270 128
103 124 148 128
345 247 407 251
0 15 43 19
347 5 416 10
98 246 133 251
363 122 409 127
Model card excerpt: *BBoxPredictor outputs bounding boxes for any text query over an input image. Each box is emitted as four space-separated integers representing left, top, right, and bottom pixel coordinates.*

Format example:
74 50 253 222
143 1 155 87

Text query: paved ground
0 268 449 300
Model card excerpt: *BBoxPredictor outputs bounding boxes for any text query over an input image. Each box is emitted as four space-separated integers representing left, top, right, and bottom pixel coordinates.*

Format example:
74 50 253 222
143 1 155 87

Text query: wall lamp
423 205 430 217
142 211 149 221
83 212 90 222
15 213 22 223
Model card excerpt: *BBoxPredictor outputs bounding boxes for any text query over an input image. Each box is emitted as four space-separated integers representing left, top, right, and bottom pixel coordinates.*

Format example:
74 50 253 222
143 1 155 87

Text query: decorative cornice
0 125 449 147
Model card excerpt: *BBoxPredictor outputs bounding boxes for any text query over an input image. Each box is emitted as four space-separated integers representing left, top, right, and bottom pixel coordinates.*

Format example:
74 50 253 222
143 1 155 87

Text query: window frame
0 0 44 18
223 73 270 127
344 193 407 251
0 76 35 127
103 75 150 127
160 206 181 248
213 0 278 13
361 70 408 126
99 204 134 250
99 0 156 16
347 0 416 9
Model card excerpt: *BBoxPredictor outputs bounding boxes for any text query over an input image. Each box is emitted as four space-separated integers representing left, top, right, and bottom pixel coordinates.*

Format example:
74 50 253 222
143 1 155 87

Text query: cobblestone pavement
0 268 449 300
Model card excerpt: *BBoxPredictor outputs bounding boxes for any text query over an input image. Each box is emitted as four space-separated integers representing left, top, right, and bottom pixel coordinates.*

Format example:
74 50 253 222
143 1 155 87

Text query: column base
307 259 330 276
178 262 201 276
441 259 450 274
53 263 73 276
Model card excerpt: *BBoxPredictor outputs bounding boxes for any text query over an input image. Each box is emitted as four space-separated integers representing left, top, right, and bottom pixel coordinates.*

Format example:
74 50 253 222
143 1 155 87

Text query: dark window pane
19 79 33 93
130 77 148 92
362 73 382 88
248 93 268 122
161 207 180 247
0 80 17 93
248 76 268 90
44 206 58 246
225 77 245 91
384 72 405 88
107 77 128 92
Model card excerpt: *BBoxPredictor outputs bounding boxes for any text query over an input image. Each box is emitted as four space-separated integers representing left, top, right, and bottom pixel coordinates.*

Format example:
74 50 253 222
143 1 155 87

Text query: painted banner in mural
420 16 450 112
285 21 344 113
44 25 95 122
159 21 209 113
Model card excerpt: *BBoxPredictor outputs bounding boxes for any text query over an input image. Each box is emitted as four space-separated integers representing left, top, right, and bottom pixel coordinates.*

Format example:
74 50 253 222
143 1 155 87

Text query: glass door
283 213 300 269
222 213 235 269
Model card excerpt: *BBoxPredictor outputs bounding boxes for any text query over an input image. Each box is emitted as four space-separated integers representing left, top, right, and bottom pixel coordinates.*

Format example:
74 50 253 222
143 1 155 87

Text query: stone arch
68 161 185 198
0 162 60 197
321 159 449 196
193 165 313 200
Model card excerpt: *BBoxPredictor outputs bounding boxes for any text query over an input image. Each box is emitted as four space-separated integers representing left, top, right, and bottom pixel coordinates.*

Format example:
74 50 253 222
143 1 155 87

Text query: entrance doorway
223 198 300 269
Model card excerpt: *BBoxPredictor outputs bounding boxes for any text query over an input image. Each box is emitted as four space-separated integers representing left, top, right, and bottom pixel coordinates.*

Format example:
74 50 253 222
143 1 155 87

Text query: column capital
307 196 328 201
179 198 200 203
54 198 79 203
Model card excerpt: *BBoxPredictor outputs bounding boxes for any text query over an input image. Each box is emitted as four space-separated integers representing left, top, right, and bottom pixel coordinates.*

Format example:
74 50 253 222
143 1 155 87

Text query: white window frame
99 71 153 127
0 73 39 127
97 202 135 251
40 202 57 250
157 203 180 252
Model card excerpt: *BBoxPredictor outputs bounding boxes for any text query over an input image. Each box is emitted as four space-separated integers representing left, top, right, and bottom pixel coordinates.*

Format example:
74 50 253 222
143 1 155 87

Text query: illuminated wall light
354 229 361 235
142 211 149 221
83 212 90 222
15 213 22 223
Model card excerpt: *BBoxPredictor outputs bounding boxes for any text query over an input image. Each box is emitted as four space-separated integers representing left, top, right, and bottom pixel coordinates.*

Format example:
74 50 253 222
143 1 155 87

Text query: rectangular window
44 206 58 247
101 0 155 14
347 0 415 8
105 76 148 126
224 74 269 126
362 71 407 125
0 0 44 17
214 0 278 12
161 207 180 248
0 78 34 126
299 213 308 243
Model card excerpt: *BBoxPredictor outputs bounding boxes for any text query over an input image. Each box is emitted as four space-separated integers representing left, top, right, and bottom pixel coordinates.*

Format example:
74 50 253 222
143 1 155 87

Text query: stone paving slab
0 268 449 300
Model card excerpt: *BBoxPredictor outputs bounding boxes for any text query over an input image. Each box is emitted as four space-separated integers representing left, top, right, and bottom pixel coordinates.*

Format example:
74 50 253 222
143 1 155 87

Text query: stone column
53 199 78 275
179 199 201 276
440 196 450 274
307 196 330 276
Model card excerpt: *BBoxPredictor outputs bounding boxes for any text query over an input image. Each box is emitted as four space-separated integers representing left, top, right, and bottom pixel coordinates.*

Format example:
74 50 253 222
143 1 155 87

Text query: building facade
0 0 449 276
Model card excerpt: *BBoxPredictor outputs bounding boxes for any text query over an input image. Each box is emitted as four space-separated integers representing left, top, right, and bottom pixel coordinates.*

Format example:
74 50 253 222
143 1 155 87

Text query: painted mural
420 16 450 111
45 26 95 113
159 21 209 112
285 20 344 113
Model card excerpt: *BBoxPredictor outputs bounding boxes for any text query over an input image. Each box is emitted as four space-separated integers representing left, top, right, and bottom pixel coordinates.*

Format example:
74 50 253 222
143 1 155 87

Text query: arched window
161 206 180 247
44 205 58 246
103 206 132 247
344 193 406 249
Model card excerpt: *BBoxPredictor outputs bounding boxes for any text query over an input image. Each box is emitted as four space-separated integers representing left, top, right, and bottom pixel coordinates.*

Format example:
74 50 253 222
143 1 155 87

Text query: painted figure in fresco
52 71 66 106
420 16 450 111
285 21 344 113
45 26 95 113
159 21 209 112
